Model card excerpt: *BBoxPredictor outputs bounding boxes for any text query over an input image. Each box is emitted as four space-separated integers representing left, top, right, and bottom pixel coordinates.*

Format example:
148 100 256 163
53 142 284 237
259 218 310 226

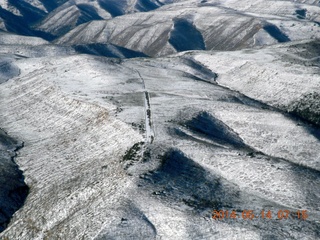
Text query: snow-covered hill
0 38 319 239
0 0 171 39
0 0 319 239
56 0 320 56
0 0 319 54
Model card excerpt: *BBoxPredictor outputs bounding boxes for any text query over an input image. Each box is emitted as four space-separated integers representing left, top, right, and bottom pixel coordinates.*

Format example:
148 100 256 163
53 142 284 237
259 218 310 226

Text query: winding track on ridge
135 69 155 144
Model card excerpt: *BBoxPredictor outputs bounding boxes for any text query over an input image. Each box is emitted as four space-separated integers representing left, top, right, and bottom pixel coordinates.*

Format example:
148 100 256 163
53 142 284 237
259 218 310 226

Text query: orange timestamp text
212 209 308 220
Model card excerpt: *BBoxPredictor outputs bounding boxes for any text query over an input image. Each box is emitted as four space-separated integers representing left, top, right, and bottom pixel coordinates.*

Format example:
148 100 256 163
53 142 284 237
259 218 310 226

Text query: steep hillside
0 0 173 40
56 0 320 56
1 0 319 54
194 40 320 127
0 129 28 233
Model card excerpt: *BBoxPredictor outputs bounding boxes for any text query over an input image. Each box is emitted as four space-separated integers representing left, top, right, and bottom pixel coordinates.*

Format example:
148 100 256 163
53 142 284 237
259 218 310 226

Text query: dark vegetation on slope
281 41 320 127
288 40 320 59
288 92 320 127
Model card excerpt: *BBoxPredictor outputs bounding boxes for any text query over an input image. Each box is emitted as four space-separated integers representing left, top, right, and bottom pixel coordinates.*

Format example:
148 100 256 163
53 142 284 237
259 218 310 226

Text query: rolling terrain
0 0 319 239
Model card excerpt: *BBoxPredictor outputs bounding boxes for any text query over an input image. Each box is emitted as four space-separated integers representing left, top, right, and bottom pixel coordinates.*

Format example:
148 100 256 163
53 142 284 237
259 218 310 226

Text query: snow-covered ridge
0 40 319 238
0 0 319 239
0 0 171 40
0 0 319 55
55 1 320 56
0 58 142 238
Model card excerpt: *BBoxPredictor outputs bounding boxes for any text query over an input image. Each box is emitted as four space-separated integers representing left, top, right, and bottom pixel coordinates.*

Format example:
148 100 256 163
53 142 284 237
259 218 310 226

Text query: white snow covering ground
0 0 319 239
0 40 319 238
55 0 320 56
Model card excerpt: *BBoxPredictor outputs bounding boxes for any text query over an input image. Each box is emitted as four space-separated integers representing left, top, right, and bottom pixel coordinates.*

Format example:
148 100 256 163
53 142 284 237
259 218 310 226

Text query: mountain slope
56 0 320 56
0 129 28 232
0 0 319 239
0 0 173 40
0 39 319 239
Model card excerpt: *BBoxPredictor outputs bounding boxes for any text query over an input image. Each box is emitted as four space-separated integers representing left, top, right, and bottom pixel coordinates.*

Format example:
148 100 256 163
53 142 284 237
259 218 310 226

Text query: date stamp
212 209 308 220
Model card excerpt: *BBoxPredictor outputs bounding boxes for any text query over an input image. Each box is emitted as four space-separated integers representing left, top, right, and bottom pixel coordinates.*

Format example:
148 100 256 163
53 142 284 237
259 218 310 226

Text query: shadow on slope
0 130 29 233
74 43 148 58
76 4 104 25
135 0 162 12
263 24 290 43
0 1 104 41
98 0 162 17
0 7 34 36
95 201 157 240
0 59 20 84
138 148 320 238
7 0 46 24
169 18 206 52
140 149 232 210
179 57 218 82
98 0 127 17
0 7 55 41
183 111 247 149
295 9 307 20
39 0 68 12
